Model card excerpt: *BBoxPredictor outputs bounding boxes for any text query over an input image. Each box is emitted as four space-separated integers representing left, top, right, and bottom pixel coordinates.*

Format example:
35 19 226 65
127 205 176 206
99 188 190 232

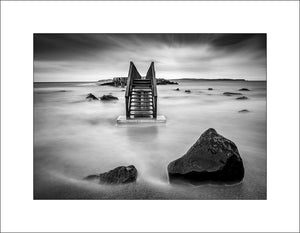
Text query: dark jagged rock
223 92 242 96
185 90 191 93
238 88 250 91
84 165 137 184
239 109 250 113
86 93 99 101
208 88 213 90
167 128 244 184
174 88 180 91
236 96 248 100
100 81 115 86
157 79 178 85
100 94 118 101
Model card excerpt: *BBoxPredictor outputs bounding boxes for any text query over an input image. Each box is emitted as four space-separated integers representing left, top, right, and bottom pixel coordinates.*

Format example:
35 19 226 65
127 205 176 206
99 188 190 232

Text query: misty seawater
34 80 266 199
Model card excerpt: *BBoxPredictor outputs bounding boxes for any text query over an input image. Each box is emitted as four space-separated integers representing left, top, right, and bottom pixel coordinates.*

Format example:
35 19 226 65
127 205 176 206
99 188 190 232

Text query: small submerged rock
84 165 137 184
223 92 242 96
100 94 119 101
167 128 244 184
239 109 250 113
208 88 213 90
236 96 248 100
185 90 191 93
238 88 250 91
86 93 99 101
174 88 180 91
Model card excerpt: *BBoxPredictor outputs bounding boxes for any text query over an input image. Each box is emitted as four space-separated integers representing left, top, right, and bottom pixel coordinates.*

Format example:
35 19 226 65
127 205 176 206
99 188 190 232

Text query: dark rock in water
86 93 99 101
208 88 213 90
167 128 244 184
100 81 115 86
223 92 242 96
100 94 118 101
157 78 178 85
174 88 180 91
84 165 137 184
239 109 250 113
185 90 191 93
238 88 250 91
236 96 248 100
99 165 137 184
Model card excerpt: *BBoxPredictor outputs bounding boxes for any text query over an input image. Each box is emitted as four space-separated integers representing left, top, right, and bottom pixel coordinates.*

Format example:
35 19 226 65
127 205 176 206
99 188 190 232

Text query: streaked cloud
34 34 266 82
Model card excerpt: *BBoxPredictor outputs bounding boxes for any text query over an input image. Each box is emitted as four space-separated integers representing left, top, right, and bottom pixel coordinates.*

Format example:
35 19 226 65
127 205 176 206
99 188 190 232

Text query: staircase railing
146 62 157 118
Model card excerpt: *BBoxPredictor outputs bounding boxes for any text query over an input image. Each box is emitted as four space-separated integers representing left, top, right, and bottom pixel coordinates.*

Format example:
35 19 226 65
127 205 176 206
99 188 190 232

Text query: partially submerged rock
223 92 242 96
100 94 118 101
157 79 178 85
84 165 137 184
174 88 180 91
208 88 213 90
236 96 248 100
238 88 250 91
239 109 250 113
167 128 244 184
185 90 191 93
86 93 99 101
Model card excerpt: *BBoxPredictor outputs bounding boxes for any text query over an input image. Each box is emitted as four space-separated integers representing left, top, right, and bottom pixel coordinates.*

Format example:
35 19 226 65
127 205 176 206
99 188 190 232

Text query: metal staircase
125 62 157 119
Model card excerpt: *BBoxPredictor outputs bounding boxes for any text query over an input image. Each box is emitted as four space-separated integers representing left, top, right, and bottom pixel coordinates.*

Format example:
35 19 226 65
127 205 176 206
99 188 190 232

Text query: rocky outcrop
236 96 248 100
84 165 137 184
167 128 244 184
100 94 118 101
238 88 250 91
223 92 242 96
157 79 178 85
100 78 178 86
86 93 99 101
238 109 249 113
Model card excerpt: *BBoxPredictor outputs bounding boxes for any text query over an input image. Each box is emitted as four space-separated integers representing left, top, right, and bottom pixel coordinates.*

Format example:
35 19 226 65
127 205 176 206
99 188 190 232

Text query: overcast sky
34 34 266 82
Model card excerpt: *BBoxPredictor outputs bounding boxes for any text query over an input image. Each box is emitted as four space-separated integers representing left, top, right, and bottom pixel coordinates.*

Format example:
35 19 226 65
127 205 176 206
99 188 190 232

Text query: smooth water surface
34 80 266 199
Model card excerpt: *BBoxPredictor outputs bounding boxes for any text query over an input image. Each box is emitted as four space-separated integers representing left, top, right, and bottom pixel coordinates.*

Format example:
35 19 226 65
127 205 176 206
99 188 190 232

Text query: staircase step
130 107 153 110
130 111 153 115
131 95 153 98
130 110 153 114
133 86 151 90
133 80 151 82
131 99 152 101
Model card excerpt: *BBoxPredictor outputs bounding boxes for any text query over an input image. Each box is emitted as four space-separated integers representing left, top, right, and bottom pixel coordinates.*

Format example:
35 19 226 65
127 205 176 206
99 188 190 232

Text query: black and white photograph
1 1 299 232
34 33 267 200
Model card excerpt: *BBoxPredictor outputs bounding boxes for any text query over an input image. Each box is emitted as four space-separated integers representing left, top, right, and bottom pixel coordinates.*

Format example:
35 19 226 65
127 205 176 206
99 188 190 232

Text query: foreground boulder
86 93 99 101
100 94 118 101
168 128 244 184
84 165 137 184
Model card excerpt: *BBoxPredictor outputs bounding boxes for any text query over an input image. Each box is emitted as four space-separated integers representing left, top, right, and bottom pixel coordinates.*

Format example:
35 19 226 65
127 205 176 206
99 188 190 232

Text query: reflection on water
34 80 266 199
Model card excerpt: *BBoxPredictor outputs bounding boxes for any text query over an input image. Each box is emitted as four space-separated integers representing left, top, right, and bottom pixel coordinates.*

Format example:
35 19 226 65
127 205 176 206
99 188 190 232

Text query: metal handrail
146 62 157 118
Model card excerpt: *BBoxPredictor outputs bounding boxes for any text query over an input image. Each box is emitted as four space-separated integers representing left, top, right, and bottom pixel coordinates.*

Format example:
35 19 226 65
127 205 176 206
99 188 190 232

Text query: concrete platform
117 115 167 124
